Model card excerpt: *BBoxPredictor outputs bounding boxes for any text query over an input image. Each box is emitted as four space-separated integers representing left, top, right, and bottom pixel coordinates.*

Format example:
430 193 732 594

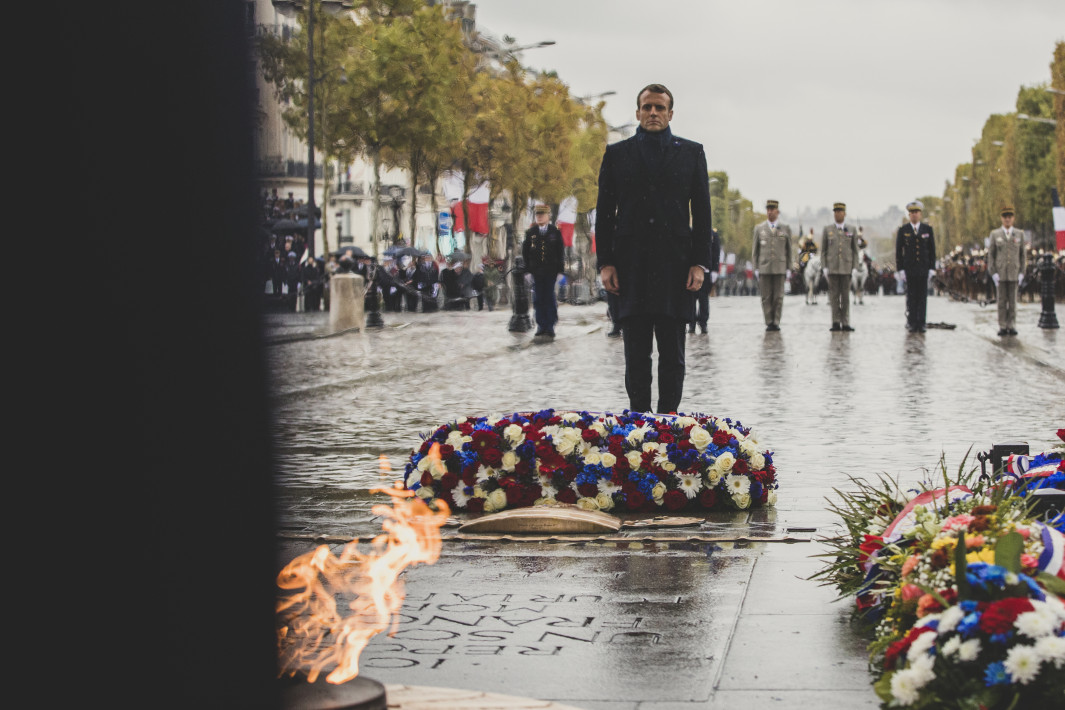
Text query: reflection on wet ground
266 293 1062 708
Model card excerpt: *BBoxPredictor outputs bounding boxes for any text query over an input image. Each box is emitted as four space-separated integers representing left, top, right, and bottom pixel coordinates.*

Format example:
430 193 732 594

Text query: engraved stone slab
457 506 622 534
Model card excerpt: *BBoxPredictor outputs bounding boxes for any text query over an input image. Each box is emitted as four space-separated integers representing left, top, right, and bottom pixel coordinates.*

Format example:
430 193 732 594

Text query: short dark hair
637 83 673 110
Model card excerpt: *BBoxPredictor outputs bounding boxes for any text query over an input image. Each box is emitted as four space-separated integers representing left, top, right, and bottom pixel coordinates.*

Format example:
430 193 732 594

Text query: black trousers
621 313 687 414
905 269 928 328
694 288 709 326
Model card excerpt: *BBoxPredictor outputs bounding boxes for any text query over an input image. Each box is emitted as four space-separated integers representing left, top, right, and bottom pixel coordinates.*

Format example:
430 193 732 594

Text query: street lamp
271 0 352 260
379 184 406 245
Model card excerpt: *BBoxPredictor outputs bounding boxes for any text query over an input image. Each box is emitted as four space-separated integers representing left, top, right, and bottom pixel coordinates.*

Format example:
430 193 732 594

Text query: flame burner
279 675 386 710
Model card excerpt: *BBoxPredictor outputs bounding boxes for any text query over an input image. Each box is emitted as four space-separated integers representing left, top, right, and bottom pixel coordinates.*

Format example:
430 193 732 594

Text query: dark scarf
636 125 673 174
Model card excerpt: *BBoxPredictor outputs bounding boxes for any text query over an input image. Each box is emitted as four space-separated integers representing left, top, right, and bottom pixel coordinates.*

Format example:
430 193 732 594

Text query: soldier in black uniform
300 256 325 312
522 203 566 338
895 200 936 332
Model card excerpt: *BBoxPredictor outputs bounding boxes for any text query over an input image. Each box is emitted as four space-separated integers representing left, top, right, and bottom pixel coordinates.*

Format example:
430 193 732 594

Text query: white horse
851 248 868 304
804 253 822 305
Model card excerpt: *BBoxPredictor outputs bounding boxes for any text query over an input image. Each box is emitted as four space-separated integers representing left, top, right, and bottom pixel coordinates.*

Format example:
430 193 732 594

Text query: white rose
595 492 615 511
766 489 777 506
662 461 676 472
504 424 525 445
749 452 765 470
556 436 577 456
675 416 698 428
417 456 432 472
487 414 505 426
642 441 659 453
534 496 557 506
626 450 644 469
627 426 648 445
484 488 508 513
446 430 470 448
562 412 582 423
576 496 600 511
415 486 434 500
706 468 722 487
584 451 603 466
501 451 518 471
600 452 617 468
651 482 667 502
591 422 608 437
688 426 712 451
716 451 736 473
542 425 560 439
732 492 751 509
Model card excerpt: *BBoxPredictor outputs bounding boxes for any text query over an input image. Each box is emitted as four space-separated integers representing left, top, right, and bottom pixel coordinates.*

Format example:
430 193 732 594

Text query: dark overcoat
896 222 936 272
594 133 712 321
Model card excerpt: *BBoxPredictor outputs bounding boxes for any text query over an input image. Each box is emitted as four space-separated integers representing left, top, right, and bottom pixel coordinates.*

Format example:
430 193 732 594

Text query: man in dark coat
415 253 439 312
522 203 566 337
896 199 936 332
691 228 721 334
595 83 712 414
300 257 325 312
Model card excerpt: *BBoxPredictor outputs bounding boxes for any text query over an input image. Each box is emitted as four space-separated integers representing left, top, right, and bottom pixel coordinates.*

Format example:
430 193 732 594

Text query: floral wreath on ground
811 428 1065 708
402 409 777 514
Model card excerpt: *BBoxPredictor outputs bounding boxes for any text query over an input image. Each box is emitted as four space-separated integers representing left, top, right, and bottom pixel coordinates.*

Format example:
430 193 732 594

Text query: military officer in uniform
987 206 1026 336
522 203 566 338
821 202 859 331
752 199 792 331
895 200 936 332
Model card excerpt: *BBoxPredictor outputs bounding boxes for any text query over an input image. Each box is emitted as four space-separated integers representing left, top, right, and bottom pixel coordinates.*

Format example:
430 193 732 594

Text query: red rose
466 497 485 513
419 440 432 455
626 490 646 510
979 598 1035 635
663 489 687 511
461 469 477 487
438 444 455 459
505 486 525 506
440 472 458 490
712 429 731 446
514 460 531 476
557 488 577 504
481 447 503 467
582 429 600 443
420 471 434 487
676 439 693 450
658 432 675 444
641 496 660 512
458 421 474 435
578 483 599 498
732 459 749 474
698 488 718 509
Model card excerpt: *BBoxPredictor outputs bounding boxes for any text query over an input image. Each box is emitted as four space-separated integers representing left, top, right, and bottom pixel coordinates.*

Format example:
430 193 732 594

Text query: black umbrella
334 245 369 259
448 250 471 262
294 217 321 230
270 219 300 234
293 204 321 218
394 246 422 258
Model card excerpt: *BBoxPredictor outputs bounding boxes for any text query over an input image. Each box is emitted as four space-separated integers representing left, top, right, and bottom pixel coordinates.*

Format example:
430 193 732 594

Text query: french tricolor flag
557 196 578 248
442 171 490 236
1053 188 1065 251
1036 521 1065 582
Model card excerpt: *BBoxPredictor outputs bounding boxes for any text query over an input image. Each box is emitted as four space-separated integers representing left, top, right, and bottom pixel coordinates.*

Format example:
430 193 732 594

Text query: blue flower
990 632 1012 644
983 661 1009 686
751 482 764 499
958 612 982 638
516 441 536 459
960 600 979 613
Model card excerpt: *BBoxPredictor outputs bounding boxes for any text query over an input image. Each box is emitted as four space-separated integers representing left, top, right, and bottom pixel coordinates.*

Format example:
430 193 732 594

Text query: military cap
534 204 551 215
766 199 779 210
833 202 846 211
906 200 923 212
1000 205 1015 216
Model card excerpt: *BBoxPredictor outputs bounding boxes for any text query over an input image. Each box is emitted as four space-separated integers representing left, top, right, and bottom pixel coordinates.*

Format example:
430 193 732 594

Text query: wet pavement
266 292 1064 709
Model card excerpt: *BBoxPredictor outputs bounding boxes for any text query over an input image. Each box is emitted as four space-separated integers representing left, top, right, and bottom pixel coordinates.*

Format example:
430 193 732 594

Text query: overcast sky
469 0 1064 220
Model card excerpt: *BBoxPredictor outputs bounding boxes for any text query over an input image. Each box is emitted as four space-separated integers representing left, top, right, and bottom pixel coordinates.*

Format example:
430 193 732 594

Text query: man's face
535 211 550 226
766 207 779 222
1001 214 1015 229
833 208 846 223
909 209 921 223
636 91 673 133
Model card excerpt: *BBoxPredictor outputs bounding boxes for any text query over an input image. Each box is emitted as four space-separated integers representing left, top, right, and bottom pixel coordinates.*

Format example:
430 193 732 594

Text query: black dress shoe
607 327 622 338
687 325 695 334
699 323 707 334
997 329 1008 336
842 325 854 331
1008 328 1018 335
830 323 841 331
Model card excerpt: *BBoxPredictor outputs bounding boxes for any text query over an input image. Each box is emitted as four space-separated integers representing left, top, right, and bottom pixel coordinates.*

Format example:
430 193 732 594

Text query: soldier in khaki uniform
821 202 859 331
751 199 792 331
987 205 1026 336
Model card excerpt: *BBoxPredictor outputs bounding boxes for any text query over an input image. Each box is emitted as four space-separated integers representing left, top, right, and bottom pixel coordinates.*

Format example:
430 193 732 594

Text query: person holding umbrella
416 252 439 312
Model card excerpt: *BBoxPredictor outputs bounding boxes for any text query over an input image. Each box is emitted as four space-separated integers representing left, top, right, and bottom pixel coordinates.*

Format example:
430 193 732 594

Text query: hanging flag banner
557 196 578 247
1052 188 1065 251
589 208 597 254
443 171 490 236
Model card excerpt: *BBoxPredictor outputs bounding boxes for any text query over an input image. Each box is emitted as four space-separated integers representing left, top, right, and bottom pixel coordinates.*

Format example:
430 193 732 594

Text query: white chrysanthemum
725 473 751 495
1015 606 1057 638
501 451 518 471
600 452 617 468
452 484 470 509
1034 635 1065 668
908 630 937 658
677 473 703 499
576 496 600 511
749 452 765 470
732 492 751 509
476 465 494 483
651 481 667 502
562 412 581 423
957 638 982 662
738 438 756 456
908 652 936 684
1004 644 1042 684
597 478 621 496
654 450 671 466
716 451 736 473
595 492 615 511
504 423 525 445
627 425 650 444
940 636 961 657
539 483 558 500
626 450 644 469
938 605 965 634
688 426 711 451
889 667 924 706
